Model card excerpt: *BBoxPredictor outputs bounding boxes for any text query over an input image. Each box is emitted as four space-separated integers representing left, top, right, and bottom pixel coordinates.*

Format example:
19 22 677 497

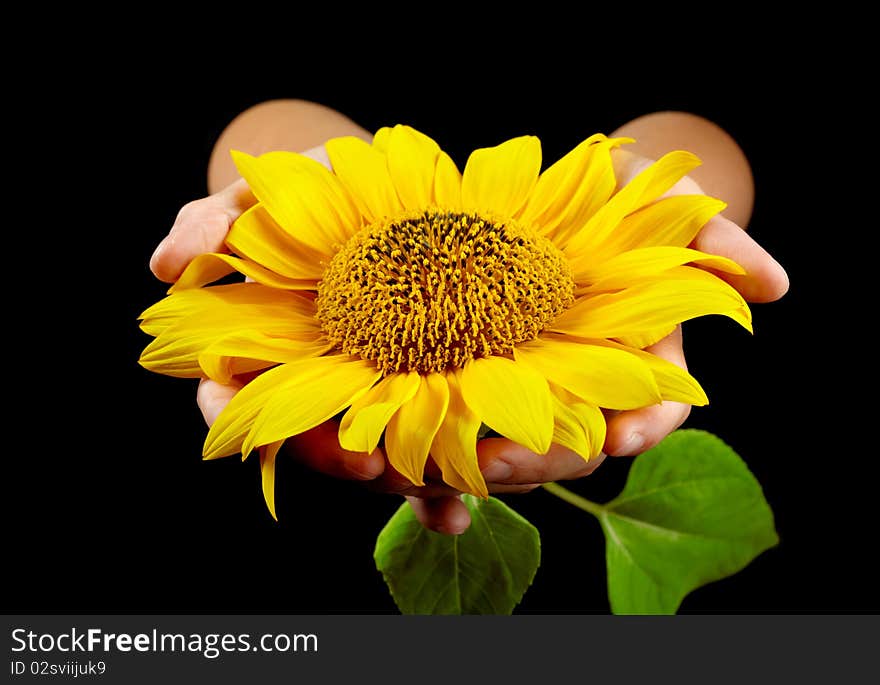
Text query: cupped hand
150 144 788 535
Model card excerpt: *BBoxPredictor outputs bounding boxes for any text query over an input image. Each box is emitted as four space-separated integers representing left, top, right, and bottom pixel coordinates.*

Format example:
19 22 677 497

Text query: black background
5 47 873 614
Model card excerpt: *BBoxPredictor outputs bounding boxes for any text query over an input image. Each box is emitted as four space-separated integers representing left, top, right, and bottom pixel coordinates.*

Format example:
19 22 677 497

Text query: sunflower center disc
316 209 574 374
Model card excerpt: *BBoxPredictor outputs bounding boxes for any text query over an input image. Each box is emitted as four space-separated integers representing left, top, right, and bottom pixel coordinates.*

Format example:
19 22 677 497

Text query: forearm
207 100 371 194
611 111 754 227
208 103 755 230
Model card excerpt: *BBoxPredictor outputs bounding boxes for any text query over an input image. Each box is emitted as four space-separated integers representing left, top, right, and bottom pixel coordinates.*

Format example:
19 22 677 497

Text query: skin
150 101 789 535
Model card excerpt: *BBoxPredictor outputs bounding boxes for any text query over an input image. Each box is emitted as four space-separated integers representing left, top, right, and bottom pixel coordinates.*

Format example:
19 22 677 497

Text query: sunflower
139 125 750 519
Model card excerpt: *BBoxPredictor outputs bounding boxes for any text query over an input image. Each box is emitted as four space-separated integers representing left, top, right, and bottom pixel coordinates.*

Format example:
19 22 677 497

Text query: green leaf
600 429 778 614
374 495 540 614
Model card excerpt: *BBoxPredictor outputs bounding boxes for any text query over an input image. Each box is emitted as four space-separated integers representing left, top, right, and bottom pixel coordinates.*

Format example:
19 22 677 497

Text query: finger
379 480 542 497
613 149 788 303
604 402 691 456
477 440 607 484
150 145 330 283
604 327 691 456
379 442 606 491
286 420 385 481
150 179 251 283
199 379 384 480
406 496 471 535
197 378 241 427
366 459 537 496
692 214 789 303
368 461 462 497
488 483 544 494
393 482 544 497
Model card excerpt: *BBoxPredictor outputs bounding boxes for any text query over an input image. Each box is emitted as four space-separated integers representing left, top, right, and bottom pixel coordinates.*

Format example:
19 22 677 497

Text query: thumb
150 145 330 283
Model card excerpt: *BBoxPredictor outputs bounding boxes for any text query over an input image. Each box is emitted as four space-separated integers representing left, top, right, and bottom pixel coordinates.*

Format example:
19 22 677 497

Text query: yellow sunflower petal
138 283 299 336
522 135 631 244
227 204 327 280
459 356 553 455
565 151 702 258
550 267 752 339
430 370 487 498
573 246 745 289
204 362 305 460
385 373 449 487
550 395 590 461
140 284 316 333
635 352 707 406
597 195 727 258
521 133 605 226
587 339 708 405
433 151 462 209
241 357 382 459
461 135 541 217
372 126 392 154
641 358 708 406
325 136 403 223
260 440 284 521
231 150 357 252
169 253 316 293
199 332 331 385
549 383 606 461
140 292 320 378
386 125 441 210
515 338 661 410
614 327 676 350
338 371 421 453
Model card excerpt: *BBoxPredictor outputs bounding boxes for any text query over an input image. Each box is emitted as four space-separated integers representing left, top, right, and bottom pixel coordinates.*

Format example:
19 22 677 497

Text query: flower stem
542 482 605 518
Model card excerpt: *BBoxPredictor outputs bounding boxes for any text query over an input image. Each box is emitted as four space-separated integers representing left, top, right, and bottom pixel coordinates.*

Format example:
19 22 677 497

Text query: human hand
151 145 393 479
407 146 788 533
598 147 789 457
151 144 587 533
149 142 788 536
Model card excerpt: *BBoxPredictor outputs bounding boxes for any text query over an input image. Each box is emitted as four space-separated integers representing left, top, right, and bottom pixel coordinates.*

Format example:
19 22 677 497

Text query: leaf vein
602 514 667 588
474 502 517 590
609 476 753 509
606 510 760 543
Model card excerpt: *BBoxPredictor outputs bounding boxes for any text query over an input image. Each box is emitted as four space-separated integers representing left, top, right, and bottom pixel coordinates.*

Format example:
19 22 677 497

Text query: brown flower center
316 209 574 374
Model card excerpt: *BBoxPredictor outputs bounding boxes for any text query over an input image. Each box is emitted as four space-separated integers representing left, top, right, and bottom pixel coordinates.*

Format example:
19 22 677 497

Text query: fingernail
434 524 462 535
482 459 513 482
619 432 645 456
436 511 471 536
